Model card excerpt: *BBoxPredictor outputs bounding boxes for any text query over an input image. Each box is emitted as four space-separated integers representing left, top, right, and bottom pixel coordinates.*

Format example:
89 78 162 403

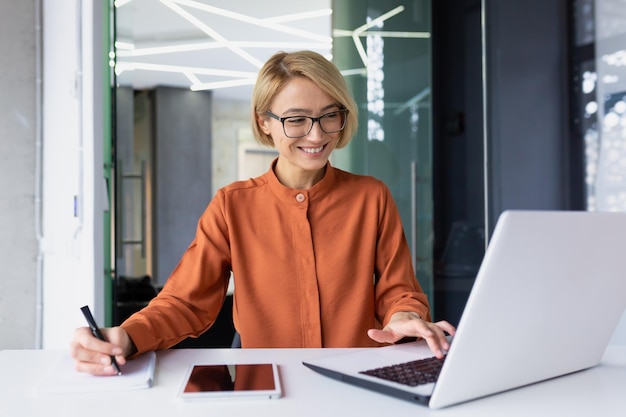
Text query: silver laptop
303 210 626 409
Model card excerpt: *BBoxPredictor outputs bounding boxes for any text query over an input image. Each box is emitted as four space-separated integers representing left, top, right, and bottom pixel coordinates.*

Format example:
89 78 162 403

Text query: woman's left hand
367 312 456 359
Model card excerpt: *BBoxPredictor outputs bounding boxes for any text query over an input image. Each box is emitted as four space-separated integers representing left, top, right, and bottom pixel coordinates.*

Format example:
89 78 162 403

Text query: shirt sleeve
373 182 432 325
121 190 232 355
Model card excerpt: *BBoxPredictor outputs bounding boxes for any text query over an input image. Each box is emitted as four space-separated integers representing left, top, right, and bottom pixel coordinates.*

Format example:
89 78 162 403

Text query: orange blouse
122 162 431 353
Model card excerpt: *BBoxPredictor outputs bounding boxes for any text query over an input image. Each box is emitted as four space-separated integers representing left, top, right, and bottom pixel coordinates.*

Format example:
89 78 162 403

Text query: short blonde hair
251 50 358 149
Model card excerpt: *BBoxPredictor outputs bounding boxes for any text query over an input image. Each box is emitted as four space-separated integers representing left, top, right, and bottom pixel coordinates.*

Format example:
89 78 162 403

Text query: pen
80 305 122 375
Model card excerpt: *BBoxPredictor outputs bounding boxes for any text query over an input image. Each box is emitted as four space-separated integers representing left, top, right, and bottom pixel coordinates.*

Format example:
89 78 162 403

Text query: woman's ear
256 113 272 135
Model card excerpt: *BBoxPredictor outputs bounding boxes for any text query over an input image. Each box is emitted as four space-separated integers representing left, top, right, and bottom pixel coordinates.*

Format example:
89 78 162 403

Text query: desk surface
1 345 626 417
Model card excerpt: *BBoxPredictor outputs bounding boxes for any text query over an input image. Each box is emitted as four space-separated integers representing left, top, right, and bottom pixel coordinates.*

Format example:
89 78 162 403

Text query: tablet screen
180 363 281 399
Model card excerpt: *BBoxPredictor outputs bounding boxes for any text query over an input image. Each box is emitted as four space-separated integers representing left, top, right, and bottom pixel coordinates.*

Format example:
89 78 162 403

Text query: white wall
41 0 106 348
0 0 37 349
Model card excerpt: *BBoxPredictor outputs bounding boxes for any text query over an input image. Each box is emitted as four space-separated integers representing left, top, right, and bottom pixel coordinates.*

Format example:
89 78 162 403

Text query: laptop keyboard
360 356 446 387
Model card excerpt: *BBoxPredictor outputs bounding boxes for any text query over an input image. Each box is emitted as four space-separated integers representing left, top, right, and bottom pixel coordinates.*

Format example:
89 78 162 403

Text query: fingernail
100 357 110 365
112 348 122 355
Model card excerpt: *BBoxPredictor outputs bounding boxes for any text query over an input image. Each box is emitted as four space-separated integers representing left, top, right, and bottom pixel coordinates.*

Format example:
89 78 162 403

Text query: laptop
303 210 626 409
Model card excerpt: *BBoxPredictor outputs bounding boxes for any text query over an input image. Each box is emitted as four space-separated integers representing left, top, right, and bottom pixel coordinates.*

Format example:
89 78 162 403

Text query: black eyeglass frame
265 108 349 138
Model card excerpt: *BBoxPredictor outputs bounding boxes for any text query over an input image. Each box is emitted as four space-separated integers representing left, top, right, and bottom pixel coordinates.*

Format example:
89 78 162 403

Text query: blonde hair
251 50 358 149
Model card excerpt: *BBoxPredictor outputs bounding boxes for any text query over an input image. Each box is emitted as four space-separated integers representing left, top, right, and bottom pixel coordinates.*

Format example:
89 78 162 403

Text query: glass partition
332 0 434 305
572 0 626 211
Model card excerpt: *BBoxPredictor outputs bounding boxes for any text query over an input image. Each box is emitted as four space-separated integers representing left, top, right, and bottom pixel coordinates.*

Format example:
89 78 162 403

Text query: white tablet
179 363 282 400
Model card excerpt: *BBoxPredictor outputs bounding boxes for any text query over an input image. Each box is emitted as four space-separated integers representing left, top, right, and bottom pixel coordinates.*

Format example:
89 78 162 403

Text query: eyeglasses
265 109 348 138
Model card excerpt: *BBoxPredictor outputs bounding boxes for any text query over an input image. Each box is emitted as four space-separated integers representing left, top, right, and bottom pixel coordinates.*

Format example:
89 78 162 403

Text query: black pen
80 305 122 375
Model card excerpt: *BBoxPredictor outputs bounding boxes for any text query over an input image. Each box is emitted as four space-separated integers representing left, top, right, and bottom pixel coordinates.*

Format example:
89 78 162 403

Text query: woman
71 50 455 375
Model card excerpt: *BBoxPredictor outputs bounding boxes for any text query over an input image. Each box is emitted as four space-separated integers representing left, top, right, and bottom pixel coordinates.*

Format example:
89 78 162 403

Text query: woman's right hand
70 326 135 375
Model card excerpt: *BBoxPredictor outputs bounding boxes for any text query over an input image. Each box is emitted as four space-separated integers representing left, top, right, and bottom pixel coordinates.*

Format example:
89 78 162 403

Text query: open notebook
304 210 626 409
35 351 156 395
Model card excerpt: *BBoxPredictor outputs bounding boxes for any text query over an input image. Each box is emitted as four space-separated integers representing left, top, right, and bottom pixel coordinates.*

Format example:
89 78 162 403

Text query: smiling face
257 76 342 189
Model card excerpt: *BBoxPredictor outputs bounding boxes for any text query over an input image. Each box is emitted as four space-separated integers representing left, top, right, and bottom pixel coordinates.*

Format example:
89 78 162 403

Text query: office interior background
1 0 625 350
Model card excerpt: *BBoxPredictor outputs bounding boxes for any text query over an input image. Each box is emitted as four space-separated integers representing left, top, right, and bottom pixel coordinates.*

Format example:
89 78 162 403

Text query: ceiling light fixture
334 29 430 39
114 41 135 50
115 62 257 79
160 0 265 68
167 0 332 44
340 68 367 77
394 87 431 116
184 71 202 85
114 0 133 7
116 40 331 58
117 41 216 57
115 1 333 93
190 78 257 91
348 5 406 68
262 9 333 24
362 30 430 39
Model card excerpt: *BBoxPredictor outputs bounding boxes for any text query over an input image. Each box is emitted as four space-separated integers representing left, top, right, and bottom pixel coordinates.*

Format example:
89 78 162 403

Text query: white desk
1 346 625 417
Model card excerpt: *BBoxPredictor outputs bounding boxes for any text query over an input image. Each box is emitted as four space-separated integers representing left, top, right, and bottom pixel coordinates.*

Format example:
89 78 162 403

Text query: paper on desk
34 351 156 395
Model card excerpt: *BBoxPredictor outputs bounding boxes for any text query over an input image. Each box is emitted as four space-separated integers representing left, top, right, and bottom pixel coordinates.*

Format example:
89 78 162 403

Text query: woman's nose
305 120 325 142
